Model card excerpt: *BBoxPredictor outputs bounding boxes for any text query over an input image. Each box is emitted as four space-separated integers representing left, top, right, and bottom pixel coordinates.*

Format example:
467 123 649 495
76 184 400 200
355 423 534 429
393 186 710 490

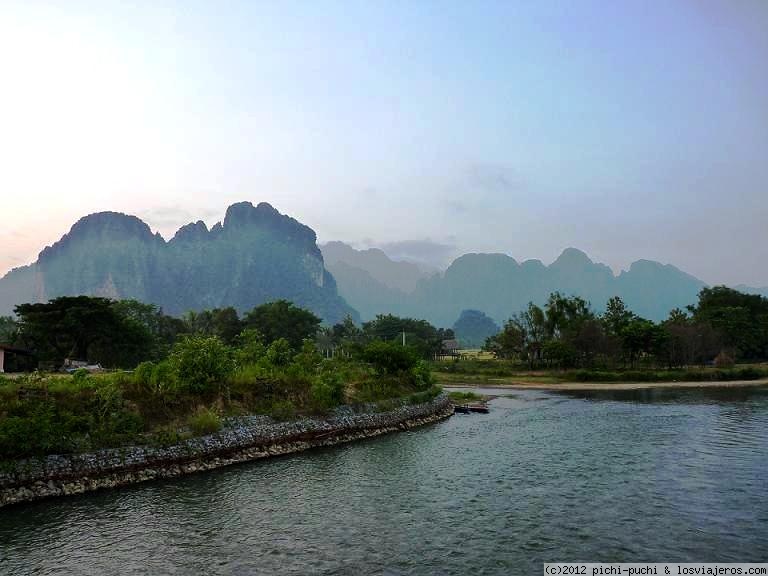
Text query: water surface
2 387 767 575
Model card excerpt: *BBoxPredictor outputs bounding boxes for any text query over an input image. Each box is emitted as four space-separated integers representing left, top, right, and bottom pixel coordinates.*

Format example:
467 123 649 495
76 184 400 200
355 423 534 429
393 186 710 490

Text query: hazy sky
1 1 766 285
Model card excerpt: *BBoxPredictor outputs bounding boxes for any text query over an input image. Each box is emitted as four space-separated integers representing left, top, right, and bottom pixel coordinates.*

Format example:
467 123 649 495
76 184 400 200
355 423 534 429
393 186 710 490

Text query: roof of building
441 339 460 351
0 344 31 354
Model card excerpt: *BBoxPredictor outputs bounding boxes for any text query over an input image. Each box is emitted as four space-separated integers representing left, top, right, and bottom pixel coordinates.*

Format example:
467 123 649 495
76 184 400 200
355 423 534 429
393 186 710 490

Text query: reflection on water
2 386 767 575
560 385 768 405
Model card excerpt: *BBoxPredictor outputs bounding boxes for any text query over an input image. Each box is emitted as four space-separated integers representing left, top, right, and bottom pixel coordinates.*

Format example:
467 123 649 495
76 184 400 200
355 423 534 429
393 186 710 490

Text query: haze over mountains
0 202 762 328
321 242 713 326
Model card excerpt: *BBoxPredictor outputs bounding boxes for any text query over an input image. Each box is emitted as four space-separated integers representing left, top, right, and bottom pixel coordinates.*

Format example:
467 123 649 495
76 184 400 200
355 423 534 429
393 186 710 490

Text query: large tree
15 296 155 368
362 314 452 359
242 300 321 350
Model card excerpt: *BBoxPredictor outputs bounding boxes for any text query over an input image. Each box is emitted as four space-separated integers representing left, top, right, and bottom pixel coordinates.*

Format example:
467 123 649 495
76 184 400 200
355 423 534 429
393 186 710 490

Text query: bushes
168 335 235 393
0 330 445 460
269 399 296 421
188 408 221 435
362 341 418 376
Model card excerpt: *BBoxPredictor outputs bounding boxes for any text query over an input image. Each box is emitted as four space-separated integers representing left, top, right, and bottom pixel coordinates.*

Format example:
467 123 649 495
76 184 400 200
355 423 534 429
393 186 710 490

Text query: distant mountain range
320 242 760 326
0 202 356 324
1 204 764 329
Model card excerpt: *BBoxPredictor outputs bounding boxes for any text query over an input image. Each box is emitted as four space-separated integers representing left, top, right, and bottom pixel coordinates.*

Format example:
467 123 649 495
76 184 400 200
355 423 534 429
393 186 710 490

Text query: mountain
0 202 357 324
321 241 435 293
325 246 715 327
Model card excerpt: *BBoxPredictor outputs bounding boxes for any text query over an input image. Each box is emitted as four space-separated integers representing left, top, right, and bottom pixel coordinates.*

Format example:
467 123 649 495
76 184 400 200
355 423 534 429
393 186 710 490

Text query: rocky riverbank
0 394 453 508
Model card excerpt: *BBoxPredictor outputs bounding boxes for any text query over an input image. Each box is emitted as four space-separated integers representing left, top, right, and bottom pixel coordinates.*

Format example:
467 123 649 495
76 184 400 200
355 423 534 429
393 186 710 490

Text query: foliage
692 286 768 360
482 288 768 369
0 316 18 343
182 307 242 345
0 298 448 461
243 300 321 350
448 390 484 403
14 296 157 368
362 341 419 375
361 314 452 359
188 408 222 435
233 328 267 365
168 335 235 393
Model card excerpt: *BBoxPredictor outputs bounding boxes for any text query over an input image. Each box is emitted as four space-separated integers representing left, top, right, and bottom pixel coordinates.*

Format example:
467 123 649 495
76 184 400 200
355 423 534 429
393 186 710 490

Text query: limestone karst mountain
321 242 711 326
0 202 357 324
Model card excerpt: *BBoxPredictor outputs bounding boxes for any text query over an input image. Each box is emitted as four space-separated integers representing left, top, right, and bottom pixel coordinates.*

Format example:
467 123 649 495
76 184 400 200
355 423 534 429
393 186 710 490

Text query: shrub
362 341 418 376
265 338 293 368
233 328 267 366
412 360 434 390
269 399 296 421
188 408 222 436
309 375 345 413
150 361 177 394
134 361 155 389
168 335 235 394
72 368 91 388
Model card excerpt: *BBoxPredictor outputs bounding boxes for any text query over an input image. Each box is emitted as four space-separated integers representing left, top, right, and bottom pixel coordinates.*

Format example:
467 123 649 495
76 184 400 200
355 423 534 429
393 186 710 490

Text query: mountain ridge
0 202 356 324
321 241 746 326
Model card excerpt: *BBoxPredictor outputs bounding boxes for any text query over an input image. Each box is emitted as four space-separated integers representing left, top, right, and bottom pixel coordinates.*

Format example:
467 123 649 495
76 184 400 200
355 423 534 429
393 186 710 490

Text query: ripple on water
2 387 768 575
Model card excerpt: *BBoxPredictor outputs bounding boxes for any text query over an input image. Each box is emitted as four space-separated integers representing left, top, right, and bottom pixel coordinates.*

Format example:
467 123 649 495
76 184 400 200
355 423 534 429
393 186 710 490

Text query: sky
0 0 766 286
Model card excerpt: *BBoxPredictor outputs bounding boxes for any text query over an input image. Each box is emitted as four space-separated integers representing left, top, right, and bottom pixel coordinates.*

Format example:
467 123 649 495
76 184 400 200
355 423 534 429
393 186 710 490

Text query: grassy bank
0 339 440 462
431 359 768 385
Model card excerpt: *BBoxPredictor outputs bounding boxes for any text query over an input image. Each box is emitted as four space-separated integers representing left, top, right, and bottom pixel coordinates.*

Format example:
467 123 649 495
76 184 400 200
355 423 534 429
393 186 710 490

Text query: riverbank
0 394 453 508
443 379 768 391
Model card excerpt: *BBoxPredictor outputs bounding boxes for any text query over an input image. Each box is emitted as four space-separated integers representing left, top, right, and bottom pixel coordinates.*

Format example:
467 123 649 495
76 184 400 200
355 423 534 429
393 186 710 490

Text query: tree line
484 287 768 369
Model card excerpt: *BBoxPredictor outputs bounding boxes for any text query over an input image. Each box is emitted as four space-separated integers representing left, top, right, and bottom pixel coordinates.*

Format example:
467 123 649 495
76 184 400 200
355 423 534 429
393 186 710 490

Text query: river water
2 386 767 575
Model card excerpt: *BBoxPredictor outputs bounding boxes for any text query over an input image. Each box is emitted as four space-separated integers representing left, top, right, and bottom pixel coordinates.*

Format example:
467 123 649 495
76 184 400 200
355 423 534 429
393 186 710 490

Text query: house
436 339 461 360
0 344 31 373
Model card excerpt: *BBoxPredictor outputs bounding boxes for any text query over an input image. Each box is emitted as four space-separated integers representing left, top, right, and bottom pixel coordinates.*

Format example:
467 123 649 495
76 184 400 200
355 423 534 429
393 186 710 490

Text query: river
2 386 767 575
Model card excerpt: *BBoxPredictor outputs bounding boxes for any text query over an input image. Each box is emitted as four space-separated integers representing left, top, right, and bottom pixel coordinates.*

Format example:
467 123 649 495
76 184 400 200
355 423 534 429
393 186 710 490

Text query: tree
362 340 418 376
602 296 635 336
168 335 234 393
15 296 155 368
484 319 524 359
243 300 321 350
112 299 187 359
182 307 243 345
362 314 446 359
691 286 768 360
544 292 593 340
0 316 18 343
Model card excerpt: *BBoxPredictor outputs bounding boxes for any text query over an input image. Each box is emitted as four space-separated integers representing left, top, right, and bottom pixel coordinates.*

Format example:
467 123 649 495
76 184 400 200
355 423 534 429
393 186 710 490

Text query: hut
436 339 461 360
0 344 31 373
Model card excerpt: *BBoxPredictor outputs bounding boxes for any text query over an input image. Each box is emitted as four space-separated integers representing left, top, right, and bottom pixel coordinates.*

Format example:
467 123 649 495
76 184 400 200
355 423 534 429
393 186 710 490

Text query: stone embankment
0 394 453 508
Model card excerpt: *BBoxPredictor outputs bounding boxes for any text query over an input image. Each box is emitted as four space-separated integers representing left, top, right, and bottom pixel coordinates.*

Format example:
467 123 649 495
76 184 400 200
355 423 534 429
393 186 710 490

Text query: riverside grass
0 348 437 461
431 359 768 385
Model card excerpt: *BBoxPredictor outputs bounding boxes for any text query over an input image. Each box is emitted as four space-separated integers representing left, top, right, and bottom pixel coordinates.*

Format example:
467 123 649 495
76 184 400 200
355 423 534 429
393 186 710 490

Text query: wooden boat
466 404 489 414
453 403 489 414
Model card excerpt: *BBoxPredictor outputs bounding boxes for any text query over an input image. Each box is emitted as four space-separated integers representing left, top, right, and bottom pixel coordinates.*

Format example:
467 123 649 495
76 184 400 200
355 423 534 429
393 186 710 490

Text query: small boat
453 403 489 414
466 404 489 414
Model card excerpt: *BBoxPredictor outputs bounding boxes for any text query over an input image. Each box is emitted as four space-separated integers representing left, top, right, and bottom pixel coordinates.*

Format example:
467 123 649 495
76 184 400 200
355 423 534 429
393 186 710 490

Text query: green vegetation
0 297 443 461
482 287 768 370
447 390 485 403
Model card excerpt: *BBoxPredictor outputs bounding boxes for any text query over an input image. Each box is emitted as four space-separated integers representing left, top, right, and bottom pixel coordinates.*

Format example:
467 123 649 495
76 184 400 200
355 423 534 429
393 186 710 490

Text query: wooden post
0 348 5 373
